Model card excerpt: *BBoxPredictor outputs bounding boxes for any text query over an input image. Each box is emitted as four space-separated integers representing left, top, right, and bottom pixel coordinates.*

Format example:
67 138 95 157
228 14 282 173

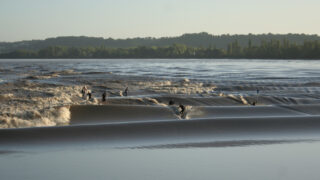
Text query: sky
0 0 319 42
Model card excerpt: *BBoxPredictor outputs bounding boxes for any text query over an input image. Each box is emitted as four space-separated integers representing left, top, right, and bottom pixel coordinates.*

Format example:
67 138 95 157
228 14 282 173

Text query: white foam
219 93 250 105
0 106 70 128
0 93 14 102
27 73 60 80
181 105 193 120
58 69 81 75
183 106 204 120
183 78 190 83
138 80 216 95
0 84 100 128
145 97 168 107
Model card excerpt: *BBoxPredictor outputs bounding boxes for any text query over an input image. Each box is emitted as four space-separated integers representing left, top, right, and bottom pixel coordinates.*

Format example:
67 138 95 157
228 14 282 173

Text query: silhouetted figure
102 91 107 102
255 89 260 105
179 104 185 116
169 100 175 105
87 92 92 100
81 86 88 98
124 87 128 96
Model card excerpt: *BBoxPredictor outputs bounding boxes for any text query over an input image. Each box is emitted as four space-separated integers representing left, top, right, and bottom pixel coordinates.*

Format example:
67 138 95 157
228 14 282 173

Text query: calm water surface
1 142 320 180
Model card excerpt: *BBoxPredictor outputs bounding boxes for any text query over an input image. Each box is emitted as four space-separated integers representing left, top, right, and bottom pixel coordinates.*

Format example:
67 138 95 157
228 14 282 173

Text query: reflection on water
129 139 317 149
1 141 320 180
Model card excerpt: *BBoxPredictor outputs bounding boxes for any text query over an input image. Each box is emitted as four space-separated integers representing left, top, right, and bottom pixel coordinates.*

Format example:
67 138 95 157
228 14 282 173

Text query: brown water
1 59 320 179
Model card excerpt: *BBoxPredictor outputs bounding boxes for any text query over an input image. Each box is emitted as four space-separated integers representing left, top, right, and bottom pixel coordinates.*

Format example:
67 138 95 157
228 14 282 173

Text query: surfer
87 91 92 100
124 87 128 96
256 89 260 103
179 104 185 116
254 89 260 105
102 91 107 102
81 86 88 98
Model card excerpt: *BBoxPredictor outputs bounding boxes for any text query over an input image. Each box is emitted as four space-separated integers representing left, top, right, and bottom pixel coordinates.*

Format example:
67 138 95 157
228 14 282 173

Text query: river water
1 59 320 180
1 59 320 82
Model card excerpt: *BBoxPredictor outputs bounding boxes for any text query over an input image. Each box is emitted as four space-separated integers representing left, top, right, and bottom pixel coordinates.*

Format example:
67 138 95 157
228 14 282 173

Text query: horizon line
1 32 319 43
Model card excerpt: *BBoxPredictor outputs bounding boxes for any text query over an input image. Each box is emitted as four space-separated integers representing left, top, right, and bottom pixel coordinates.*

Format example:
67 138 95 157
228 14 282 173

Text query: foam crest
145 97 168 106
27 73 60 80
137 80 216 95
181 105 193 119
0 93 14 102
0 83 99 128
218 93 251 105
58 69 81 75
182 106 204 119
0 107 70 128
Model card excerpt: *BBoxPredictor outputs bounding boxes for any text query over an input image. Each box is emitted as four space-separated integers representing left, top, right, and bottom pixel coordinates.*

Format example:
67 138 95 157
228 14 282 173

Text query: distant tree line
1 33 320 54
1 39 320 59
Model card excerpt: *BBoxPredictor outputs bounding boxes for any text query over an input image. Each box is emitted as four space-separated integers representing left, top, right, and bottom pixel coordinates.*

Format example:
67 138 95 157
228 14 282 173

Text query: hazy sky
0 0 319 42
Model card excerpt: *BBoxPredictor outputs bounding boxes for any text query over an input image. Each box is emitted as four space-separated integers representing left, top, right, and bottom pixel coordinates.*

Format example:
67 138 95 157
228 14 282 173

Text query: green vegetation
1 39 320 59
1 33 320 54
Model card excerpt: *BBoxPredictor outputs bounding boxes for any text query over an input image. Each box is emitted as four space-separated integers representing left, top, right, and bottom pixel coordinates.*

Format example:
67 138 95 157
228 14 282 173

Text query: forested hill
1 32 320 54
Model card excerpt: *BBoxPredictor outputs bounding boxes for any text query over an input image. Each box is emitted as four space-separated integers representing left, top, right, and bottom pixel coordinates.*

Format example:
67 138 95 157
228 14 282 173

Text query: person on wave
87 91 92 100
81 86 88 99
179 104 185 117
252 89 260 106
102 91 107 102
124 87 128 96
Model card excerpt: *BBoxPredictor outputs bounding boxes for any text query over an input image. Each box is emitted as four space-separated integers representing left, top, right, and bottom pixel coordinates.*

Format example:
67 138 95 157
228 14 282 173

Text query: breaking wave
0 106 70 128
